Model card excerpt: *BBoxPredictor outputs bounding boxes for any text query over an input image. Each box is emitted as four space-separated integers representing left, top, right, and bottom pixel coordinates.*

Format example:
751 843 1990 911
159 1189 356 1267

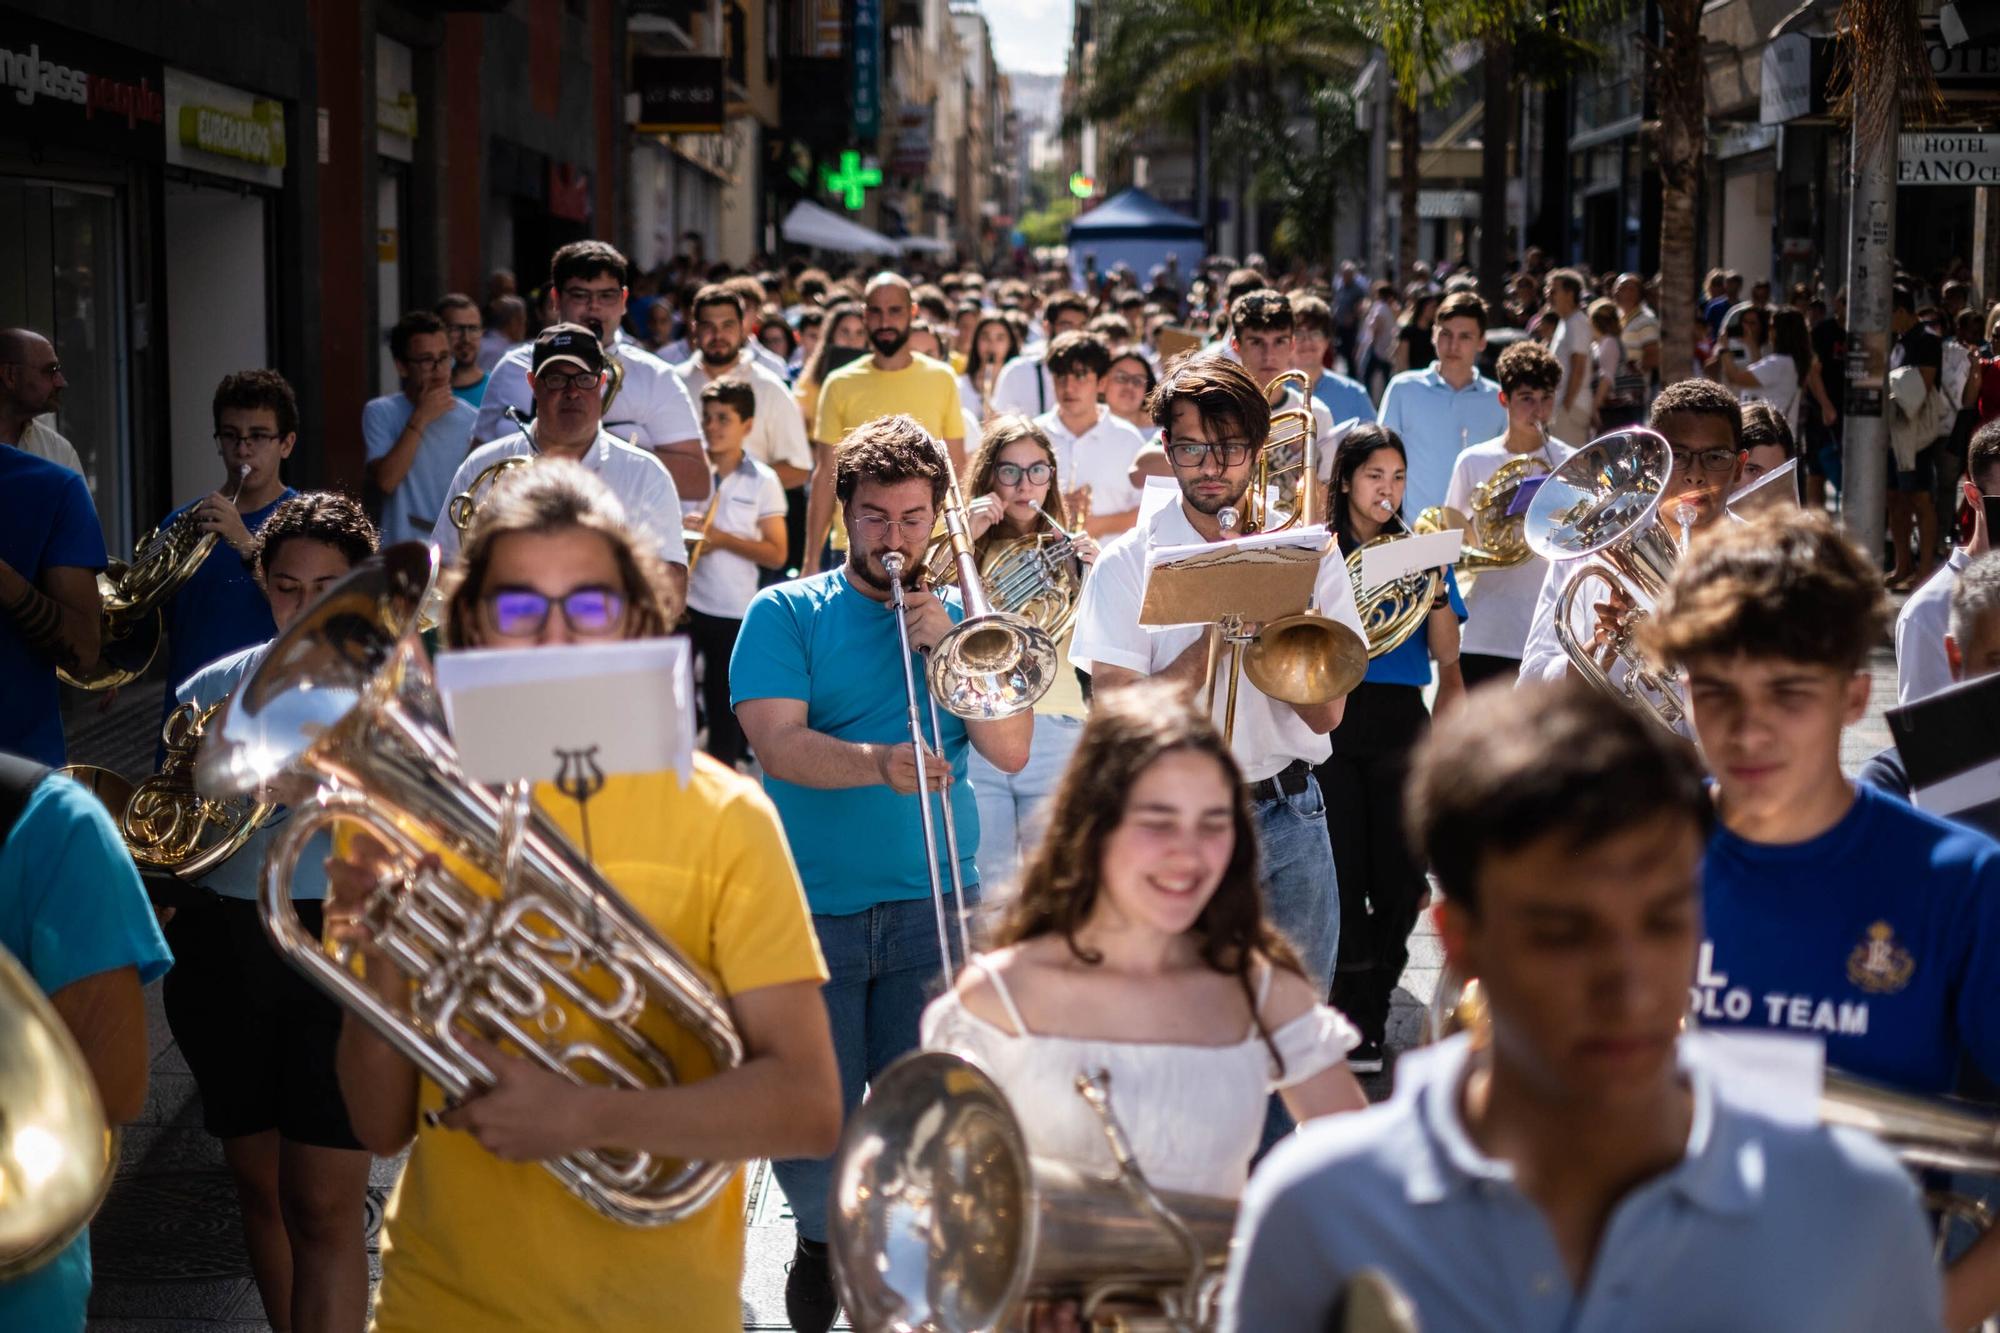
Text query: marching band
10 251 2000 1333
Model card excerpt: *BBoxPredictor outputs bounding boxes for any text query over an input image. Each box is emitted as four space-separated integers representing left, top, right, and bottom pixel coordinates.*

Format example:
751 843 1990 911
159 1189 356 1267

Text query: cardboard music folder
1139 527 1330 627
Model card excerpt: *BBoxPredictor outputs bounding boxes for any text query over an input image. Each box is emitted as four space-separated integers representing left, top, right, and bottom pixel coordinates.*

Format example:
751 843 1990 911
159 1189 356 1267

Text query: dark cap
531 322 605 376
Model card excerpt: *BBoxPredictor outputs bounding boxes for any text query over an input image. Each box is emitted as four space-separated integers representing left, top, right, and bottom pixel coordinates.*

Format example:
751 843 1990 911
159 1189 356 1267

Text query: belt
1246 759 1312 804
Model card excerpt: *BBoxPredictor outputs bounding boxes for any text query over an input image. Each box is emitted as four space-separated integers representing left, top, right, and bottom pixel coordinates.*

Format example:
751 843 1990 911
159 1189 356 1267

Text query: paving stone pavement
63 629 1901 1330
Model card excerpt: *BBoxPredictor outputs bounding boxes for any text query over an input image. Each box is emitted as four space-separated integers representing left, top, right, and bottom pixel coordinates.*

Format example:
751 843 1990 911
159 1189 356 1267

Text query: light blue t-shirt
175 642 330 901
0 773 173 1332
730 570 978 916
1377 365 1507 520
1311 369 1376 426
361 392 479 546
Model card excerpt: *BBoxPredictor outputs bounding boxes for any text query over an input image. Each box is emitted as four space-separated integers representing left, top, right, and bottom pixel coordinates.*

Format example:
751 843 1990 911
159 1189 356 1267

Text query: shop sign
549 161 591 222
0 15 164 161
852 0 880 140
165 68 284 187
1925 20 2000 90
1760 32 1832 125
633 54 724 134
179 102 284 168
887 106 930 177
1898 132 2000 186
377 92 417 140
812 0 842 58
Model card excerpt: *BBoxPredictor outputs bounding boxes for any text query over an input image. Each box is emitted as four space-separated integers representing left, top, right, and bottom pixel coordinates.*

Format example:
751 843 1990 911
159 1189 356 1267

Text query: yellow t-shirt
369 756 828 1333
811 352 965 447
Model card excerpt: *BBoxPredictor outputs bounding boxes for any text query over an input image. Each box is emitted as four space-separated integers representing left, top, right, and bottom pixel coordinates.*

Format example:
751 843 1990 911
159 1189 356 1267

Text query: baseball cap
531 322 605 377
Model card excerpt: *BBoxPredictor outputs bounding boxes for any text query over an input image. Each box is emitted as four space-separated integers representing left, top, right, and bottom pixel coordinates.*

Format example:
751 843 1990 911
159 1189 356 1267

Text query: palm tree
1653 0 1704 387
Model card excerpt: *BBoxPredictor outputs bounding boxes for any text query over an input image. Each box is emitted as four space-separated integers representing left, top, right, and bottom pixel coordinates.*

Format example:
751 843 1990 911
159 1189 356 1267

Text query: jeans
771 890 972 1243
969 713 1082 900
1254 774 1339 993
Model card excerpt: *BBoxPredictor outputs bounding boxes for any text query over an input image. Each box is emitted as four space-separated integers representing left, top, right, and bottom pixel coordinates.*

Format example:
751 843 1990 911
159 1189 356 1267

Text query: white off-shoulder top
918 953 1360 1199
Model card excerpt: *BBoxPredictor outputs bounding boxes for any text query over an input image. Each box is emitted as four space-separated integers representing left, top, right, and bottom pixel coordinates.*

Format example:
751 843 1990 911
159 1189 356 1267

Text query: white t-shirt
686 455 787 620
1441 434 1577 659
1594 333 1624 386
673 349 813 477
1742 355 1803 434
429 429 687 567
16 416 83 477
473 332 701 450
1069 498 1366 782
1034 406 1147 516
989 353 1053 416
1894 548 1967 705
1551 309 1595 409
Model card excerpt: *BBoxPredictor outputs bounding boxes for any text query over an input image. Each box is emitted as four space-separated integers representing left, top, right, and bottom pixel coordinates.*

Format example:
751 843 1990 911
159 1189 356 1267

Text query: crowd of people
3 231 2000 1333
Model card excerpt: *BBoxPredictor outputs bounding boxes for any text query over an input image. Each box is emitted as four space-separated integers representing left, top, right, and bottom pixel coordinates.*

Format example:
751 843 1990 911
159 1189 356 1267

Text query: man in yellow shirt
801 272 965 573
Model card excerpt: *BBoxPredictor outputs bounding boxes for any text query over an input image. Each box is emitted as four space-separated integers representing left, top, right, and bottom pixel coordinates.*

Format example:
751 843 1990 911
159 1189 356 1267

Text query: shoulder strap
0 753 52 847
967 955 1033 1036
1247 956 1276 1039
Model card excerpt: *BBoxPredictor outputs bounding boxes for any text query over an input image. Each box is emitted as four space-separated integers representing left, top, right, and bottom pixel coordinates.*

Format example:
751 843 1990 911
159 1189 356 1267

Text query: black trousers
1314 682 1431 1044
1459 652 1520 690
687 608 747 767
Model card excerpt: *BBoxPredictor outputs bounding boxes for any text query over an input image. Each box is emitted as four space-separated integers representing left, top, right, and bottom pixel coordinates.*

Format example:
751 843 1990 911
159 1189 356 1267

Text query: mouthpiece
1217 506 1240 534
1374 498 1393 514
881 551 906 577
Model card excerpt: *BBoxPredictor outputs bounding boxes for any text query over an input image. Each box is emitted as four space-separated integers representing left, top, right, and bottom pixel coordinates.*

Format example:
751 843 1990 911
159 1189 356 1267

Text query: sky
982 0 1074 76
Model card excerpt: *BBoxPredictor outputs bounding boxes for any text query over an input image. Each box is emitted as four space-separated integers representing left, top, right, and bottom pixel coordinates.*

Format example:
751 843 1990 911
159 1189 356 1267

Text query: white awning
779 200 901 256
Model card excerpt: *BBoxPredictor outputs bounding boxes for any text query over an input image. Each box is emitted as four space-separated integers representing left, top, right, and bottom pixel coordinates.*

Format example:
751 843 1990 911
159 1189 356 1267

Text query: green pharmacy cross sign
822 151 882 211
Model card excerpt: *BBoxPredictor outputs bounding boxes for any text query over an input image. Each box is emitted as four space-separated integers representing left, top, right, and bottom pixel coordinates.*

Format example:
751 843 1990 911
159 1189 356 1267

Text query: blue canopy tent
1064 188 1202 290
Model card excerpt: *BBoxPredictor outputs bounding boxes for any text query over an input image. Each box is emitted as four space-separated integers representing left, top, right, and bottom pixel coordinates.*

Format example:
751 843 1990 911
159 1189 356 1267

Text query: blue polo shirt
1376 365 1507 520
1221 1034 1941 1333
0 447 106 765
1310 369 1376 426
1366 565 1466 688
0 772 173 1332
1694 781 2000 1095
160 488 294 701
731 570 978 916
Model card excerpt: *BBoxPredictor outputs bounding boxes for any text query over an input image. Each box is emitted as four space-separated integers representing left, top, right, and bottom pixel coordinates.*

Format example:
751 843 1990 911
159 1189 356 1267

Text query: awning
779 200 901 256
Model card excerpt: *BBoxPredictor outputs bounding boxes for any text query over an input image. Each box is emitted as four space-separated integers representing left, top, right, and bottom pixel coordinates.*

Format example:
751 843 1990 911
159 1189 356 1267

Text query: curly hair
212 369 299 439
1495 340 1562 396
441 460 681 646
991 680 1305 1070
252 491 377 590
832 414 949 508
1651 378 1744 450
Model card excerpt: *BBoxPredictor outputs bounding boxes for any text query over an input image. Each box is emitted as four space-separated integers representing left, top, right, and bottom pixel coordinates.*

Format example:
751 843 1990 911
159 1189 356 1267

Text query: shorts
161 894 363 1149
1893 443 1938 495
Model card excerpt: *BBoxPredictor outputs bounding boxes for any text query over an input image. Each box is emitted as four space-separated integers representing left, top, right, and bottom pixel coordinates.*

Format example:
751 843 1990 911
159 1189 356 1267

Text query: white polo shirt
989 352 1053 416
1070 496 1366 782
686 455 787 620
1034 406 1147 516
1441 434 1577 659
428 428 687 568
473 331 701 450
673 349 814 478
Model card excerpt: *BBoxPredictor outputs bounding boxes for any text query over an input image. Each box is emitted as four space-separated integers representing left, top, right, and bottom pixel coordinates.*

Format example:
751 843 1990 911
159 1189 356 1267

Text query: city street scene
5 0 2000 1330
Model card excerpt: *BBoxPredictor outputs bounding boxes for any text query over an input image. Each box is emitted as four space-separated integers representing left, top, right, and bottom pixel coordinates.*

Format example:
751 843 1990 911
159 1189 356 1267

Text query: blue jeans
772 890 971 1243
969 713 1082 897
1255 774 1340 993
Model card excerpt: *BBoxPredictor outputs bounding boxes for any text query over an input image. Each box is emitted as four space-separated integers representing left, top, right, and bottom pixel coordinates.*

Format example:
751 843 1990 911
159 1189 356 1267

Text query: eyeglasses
1168 441 1253 468
483 586 627 638
401 353 452 371
993 461 1053 486
444 322 482 337
1107 371 1150 390
561 286 625 309
1669 446 1739 475
851 513 935 540
1051 369 1097 384
536 369 604 393
214 429 283 448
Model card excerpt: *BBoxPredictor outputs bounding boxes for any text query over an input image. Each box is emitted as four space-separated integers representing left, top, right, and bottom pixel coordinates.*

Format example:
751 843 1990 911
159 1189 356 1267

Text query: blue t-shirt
1365 564 1466 688
0 773 173 1331
1694 781 2000 1095
362 392 480 545
451 372 489 409
0 447 107 766
175 642 329 901
730 570 978 916
160 488 294 706
1311 370 1376 426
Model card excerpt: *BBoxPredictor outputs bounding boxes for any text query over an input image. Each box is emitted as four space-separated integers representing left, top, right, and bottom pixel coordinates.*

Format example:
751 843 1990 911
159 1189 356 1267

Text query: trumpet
62 464 251 690
196 543 745 1225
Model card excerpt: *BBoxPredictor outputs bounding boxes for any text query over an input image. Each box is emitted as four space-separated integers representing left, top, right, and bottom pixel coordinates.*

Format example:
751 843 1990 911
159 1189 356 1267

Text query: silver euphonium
195 543 744 1226
1524 427 1693 730
832 1051 1237 1332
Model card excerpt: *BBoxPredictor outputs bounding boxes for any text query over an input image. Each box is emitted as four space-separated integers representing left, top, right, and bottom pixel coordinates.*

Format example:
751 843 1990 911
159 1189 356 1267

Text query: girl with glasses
329 461 840 1333
1103 349 1160 446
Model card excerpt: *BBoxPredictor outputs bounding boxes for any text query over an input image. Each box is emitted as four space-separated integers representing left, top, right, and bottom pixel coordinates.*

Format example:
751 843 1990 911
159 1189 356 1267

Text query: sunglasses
483 586 627 638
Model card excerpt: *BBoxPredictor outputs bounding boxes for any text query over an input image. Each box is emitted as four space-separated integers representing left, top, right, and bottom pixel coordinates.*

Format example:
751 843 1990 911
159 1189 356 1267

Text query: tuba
62 464 250 690
1523 428 1693 730
195 543 745 1225
121 700 274 879
832 1051 1237 1332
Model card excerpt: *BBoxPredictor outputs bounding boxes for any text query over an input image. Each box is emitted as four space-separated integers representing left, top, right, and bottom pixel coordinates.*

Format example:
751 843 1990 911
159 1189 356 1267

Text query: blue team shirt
1365 564 1466 688
160 488 294 709
0 774 173 1331
1694 781 2000 1094
0 447 106 765
730 570 978 916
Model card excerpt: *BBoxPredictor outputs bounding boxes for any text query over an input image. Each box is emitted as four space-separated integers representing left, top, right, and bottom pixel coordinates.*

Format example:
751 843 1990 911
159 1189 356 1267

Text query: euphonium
195 543 745 1226
1345 507 1450 660
832 1052 1237 1332
1523 428 1692 730
62 463 251 690
121 700 273 879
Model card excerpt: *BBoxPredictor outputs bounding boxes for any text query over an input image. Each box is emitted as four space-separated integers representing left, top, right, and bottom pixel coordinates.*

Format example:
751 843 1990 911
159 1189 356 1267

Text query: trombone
882 440 1059 985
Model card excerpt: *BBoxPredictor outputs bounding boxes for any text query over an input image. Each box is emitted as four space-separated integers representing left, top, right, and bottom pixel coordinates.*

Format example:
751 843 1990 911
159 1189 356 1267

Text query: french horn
195 542 745 1225
120 699 274 879
1346 508 1451 660
923 491 1092 643
1451 451 1553 591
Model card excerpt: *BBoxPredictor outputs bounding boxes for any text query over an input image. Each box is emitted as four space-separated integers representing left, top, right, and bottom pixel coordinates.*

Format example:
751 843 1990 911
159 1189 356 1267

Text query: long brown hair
963 414 1070 559
993 680 1304 1065
440 460 681 646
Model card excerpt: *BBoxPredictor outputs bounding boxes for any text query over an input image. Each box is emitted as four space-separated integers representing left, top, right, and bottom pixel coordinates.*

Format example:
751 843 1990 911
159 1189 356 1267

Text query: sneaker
785 1236 841 1333
1348 1039 1385 1075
